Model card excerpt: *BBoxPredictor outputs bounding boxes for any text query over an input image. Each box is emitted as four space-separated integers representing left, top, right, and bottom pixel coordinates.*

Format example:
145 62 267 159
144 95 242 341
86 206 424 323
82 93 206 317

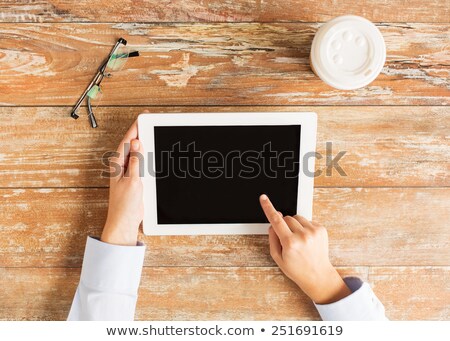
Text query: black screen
154 125 301 224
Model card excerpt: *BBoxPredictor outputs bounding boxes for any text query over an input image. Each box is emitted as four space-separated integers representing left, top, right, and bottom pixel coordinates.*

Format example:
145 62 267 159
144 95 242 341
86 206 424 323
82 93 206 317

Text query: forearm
68 237 145 321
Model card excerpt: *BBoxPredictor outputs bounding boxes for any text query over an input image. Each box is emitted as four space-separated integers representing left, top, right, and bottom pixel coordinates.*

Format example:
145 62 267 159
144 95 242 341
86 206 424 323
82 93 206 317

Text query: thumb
125 139 143 179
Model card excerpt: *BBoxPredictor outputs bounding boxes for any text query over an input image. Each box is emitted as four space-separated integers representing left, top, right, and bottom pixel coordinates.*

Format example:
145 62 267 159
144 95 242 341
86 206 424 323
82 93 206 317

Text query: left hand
101 120 144 246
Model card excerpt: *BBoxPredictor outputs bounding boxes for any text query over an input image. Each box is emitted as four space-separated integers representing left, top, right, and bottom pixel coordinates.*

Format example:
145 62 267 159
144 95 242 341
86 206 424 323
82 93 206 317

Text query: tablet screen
154 125 301 224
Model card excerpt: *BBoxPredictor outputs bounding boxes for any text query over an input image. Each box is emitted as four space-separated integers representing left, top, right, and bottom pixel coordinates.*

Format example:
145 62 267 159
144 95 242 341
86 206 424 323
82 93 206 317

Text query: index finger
259 194 292 239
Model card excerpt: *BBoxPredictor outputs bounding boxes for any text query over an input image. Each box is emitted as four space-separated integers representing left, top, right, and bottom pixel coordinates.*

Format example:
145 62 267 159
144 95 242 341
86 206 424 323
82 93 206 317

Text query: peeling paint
0 50 56 77
232 55 252 66
16 203 29 211
36 189 54 194
382 66 450 88
272 57 304 64
111 23 150 36
150 53 214 87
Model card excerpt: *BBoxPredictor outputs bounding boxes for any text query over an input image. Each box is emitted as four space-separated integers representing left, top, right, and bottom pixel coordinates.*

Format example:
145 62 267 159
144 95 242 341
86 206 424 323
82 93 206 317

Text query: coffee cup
310 15 386 90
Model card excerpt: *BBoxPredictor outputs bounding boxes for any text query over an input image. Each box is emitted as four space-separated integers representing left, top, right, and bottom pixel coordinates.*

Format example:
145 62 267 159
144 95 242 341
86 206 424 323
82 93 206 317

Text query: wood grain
1 0 449 322
370 267 450 320
137 266 450 320
1 187 448 268
0 266 448 320
0 23 448 106
0 106 448 188
1 0 449 23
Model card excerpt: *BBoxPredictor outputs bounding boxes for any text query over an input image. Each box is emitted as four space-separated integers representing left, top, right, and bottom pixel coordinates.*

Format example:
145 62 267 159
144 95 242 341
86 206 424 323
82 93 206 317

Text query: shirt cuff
314 277 387 321
79 236 146 295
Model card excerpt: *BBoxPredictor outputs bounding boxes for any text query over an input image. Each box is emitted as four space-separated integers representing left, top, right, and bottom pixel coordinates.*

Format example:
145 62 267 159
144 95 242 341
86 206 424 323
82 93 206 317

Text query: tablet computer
138 112 317 235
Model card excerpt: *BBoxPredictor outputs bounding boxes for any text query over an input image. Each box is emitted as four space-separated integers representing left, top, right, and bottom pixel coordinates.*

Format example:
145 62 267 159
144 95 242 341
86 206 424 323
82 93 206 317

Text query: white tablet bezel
138 112 317 235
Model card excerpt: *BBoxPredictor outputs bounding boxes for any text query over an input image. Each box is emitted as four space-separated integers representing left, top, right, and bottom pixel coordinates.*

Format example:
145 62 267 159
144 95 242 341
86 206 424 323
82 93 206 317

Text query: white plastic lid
310 15 386 90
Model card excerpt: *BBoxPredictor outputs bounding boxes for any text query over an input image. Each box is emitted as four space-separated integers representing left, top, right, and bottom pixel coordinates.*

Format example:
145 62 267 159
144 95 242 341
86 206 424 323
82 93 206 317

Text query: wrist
101 220 139 246
300 264 352 305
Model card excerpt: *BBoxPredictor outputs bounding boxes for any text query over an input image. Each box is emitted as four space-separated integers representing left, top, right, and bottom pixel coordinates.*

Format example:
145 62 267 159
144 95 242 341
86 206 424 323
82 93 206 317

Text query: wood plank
1 187 448 268
0 23 448 106
1 0 448 23
0 106 448 188
0 267 365 321
0 266 448 320
0 267 79 321
370 267 450 320
138 266 450 320
136 266 355 320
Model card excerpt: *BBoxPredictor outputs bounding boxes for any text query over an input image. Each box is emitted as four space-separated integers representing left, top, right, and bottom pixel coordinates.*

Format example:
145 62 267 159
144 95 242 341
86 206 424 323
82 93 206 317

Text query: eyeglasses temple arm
87 96 98 128
69 70 104 119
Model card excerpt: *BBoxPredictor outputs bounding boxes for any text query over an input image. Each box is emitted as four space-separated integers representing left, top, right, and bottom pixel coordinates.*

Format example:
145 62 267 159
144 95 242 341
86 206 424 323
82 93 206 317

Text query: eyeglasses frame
70 37 139 128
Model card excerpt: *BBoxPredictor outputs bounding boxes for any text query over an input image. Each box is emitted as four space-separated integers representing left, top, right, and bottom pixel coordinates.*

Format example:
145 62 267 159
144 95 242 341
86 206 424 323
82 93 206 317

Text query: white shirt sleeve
314 277 388 321
67 236 146 321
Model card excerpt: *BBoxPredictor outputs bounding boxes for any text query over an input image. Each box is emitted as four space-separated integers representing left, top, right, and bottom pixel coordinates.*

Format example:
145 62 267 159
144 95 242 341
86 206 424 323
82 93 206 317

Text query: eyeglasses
70 38 139 128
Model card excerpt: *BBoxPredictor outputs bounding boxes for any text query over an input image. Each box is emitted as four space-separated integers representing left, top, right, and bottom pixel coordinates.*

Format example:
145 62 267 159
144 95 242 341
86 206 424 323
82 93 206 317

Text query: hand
101 120 144 246
259 194 351 304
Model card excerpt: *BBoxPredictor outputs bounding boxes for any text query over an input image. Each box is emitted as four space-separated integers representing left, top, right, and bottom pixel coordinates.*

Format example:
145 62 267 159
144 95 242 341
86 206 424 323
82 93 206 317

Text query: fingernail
260 194 268 201
131 139 139 151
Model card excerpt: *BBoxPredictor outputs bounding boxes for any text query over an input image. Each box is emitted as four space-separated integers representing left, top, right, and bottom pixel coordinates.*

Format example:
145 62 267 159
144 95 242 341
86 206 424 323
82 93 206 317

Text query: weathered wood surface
0 266 448 320
1 0 449 23
370 267 450 321
1 0 449 321
0 106 448 188
1 187 448 268
0 24 448 106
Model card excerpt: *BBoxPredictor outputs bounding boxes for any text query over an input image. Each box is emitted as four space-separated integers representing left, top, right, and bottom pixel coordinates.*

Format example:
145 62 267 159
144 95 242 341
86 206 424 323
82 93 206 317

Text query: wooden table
0 1 449 320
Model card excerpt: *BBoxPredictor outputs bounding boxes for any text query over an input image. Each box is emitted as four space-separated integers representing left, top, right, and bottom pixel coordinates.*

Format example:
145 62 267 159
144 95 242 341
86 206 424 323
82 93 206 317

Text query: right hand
259 194 351 304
